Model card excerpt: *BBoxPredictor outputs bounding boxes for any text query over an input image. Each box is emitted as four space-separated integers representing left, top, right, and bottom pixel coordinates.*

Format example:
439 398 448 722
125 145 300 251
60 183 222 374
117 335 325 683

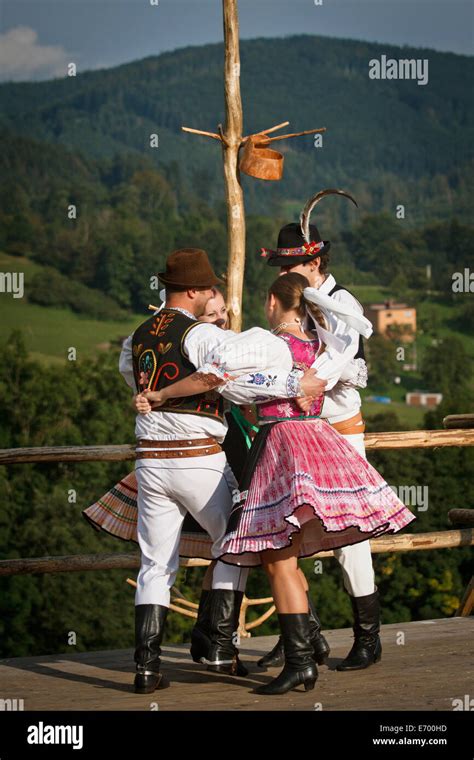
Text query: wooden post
455 576 474 616
443 413 474 429
181 4 325 329
222 0 245 331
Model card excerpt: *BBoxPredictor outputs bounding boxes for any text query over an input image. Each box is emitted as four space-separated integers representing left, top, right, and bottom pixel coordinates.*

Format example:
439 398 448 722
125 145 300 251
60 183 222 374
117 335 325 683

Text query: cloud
0 26 74 82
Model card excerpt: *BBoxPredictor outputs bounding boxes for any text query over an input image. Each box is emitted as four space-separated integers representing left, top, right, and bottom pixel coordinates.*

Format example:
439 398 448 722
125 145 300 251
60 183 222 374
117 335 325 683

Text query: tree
365 335 399 392
421 336 473 400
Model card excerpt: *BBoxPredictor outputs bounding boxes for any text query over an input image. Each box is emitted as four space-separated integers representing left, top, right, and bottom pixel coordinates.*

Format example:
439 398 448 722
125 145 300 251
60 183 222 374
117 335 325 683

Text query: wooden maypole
182 0 326 331
221 0 245 331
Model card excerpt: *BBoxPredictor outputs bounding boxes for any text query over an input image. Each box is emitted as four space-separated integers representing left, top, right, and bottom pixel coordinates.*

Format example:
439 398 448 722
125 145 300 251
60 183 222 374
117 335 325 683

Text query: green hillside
0 252 142 365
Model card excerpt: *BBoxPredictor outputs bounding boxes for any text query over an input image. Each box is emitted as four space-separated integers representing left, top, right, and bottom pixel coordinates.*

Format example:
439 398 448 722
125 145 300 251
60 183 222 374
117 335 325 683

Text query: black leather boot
258 593 330 669
134 604 168 693
205 589 248 676
255 613 318 695
190 589 211 663
308 594 331 665
257 636 285 669
336 590 382 671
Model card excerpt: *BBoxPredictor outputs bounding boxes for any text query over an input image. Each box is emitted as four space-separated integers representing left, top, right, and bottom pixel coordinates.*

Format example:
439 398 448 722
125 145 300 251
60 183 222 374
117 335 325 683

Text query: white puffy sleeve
183 322 234 367
310 289 368 391
119 334 137 393
195 327 303 403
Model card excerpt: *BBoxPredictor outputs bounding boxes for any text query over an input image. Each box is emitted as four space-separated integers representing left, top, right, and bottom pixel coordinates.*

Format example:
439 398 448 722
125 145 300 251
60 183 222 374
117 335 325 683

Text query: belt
136 445 222 459
137 437 217 448
329 412 365 436
136 437 222 459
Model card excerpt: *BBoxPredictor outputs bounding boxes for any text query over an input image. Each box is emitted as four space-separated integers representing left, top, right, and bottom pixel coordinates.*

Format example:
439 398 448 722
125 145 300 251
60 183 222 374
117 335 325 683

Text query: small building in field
406 391 443 408
366 300 416 341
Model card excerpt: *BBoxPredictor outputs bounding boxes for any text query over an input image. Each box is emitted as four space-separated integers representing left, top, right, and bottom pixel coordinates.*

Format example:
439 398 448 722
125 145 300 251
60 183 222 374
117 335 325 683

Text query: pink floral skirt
218 419 416 566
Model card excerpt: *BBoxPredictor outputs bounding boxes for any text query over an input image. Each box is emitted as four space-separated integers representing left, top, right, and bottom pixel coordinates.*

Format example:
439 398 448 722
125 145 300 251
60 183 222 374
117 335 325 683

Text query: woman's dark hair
268 272 327 330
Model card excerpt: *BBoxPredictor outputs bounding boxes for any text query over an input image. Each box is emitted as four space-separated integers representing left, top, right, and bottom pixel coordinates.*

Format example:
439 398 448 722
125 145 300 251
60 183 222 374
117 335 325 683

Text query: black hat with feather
260 188 357 267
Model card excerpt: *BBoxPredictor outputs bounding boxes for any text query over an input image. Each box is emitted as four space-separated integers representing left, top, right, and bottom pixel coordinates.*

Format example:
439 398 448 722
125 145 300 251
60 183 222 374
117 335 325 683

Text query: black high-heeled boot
336 590 382 671
257 636 285 670
205 589 248 676
308 594 331 665
134 604 168 693
258 593 330 669
255 613 318 695
190 589 211 663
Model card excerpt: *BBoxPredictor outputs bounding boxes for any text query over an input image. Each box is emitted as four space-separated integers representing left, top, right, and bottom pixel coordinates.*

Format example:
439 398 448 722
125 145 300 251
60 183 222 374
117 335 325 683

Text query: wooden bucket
239 133 284 181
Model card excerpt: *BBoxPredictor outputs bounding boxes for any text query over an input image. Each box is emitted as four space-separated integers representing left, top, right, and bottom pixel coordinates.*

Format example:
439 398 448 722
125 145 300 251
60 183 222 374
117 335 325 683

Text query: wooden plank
449 509 474 526
0 618 472 712
0 444 136 464
1 530 472 577
365 428 474 450
1 429 474 465
443 413 474 429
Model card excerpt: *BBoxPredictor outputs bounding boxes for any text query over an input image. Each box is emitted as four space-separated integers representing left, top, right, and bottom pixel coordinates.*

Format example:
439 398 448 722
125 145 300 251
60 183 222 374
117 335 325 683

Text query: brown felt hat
158 248 225 288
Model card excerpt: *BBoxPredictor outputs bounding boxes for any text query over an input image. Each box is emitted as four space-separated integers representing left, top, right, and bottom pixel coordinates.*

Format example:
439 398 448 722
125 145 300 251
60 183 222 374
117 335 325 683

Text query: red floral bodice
258 332 323 421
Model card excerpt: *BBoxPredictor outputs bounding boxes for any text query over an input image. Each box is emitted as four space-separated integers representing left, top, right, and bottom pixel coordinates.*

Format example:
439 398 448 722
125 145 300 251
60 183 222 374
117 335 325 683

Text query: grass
363 400 426 429
1 301 142 364
0 252 143 363
0 251 44 277
344 283 391 304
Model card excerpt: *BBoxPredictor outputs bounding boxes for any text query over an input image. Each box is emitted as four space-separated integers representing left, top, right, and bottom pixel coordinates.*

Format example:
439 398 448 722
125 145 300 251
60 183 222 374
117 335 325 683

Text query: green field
0 252 143 364
362 399 426 428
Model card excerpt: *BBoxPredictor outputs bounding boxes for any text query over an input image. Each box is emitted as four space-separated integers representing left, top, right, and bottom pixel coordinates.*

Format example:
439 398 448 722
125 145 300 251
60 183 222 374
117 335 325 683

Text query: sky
0 0 472 83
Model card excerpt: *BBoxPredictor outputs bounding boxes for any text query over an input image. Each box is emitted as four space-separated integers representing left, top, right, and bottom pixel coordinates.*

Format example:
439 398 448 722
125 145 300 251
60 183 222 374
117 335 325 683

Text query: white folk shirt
119 309 305 466
191 324 358 415
119 297 367 454
309 274 368 424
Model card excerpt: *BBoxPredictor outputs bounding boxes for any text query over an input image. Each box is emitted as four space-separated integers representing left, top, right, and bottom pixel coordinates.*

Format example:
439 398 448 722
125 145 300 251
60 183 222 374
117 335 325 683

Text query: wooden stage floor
1 617 472 711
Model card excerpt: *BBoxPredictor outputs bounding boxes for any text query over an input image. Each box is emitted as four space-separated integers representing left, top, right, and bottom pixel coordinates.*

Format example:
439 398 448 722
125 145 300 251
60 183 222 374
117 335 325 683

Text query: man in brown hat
119 248 325 693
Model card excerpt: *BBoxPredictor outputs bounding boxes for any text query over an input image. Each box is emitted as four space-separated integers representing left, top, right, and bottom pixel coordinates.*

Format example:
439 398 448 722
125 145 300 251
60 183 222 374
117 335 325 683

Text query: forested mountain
2 129 474 323
1 35 473 222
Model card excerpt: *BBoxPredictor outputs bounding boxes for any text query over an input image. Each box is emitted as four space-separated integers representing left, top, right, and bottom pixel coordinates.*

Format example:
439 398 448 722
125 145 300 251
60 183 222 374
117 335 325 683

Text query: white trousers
332 432 376 597
135 452 248 607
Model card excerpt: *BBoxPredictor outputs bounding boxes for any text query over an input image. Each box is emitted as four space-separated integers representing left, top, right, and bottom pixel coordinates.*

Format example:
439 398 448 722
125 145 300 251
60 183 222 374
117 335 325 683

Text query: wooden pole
222 0 245 331
443 413 474 429
455 576 474 616
2 428 474 465
449 509 474 526
0 529 472 576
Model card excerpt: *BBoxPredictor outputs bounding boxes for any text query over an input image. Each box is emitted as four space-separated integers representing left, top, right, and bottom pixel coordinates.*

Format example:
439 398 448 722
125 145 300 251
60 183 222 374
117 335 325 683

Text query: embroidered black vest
328 283 366 361
131 308 225 421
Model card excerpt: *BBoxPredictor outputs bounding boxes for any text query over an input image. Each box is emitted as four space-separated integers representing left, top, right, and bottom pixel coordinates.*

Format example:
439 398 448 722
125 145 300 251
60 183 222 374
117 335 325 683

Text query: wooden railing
1 427 473 632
